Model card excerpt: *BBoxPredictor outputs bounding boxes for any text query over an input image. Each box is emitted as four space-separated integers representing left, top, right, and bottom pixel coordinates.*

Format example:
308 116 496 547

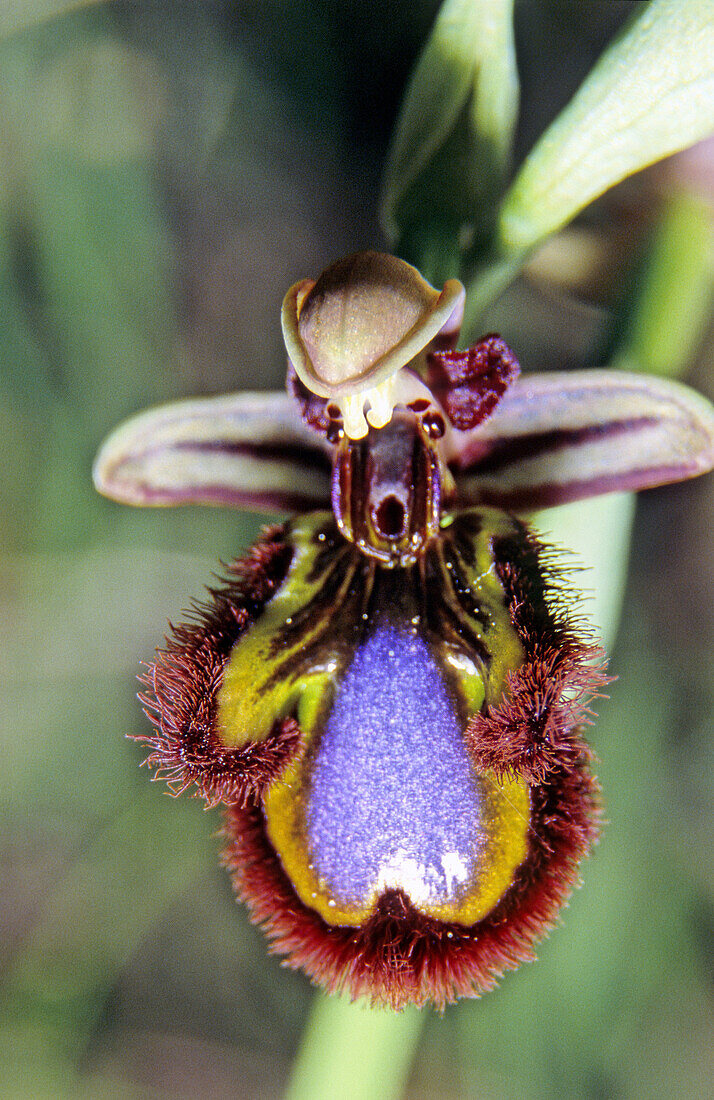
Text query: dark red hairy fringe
135 527 302 808
220 517 605 1009
222 755 598 1011
466 523 612 785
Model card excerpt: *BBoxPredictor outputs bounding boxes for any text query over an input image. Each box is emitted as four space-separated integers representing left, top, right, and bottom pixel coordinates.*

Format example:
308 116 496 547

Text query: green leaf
498 0 714 256
380 0 517 268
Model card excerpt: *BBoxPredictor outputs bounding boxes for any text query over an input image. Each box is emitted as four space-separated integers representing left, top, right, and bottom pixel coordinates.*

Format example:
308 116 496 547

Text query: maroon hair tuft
466 523 610 784
135 528 299 806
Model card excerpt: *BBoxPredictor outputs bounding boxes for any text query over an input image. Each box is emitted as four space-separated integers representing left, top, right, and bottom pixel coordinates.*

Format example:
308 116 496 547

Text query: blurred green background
0 3 712 1097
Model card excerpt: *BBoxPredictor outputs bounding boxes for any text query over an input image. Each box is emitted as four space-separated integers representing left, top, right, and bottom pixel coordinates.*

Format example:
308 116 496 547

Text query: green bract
383 0 714 318
380 0 518 255
498 0 714 256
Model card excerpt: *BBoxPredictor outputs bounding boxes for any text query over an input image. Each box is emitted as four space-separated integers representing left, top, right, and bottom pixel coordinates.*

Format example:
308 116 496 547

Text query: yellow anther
365 376 396 431
341 393 370 440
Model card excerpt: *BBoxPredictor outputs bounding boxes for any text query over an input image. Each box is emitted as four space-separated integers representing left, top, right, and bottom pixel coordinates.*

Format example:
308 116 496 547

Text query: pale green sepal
498 0 714 256
380 0 517 247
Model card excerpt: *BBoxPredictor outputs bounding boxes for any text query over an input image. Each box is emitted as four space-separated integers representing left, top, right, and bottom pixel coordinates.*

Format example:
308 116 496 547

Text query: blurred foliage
497 0 714 254
382 0 714 332
0 2 712 1098
381 0 518 279
610 192 714 378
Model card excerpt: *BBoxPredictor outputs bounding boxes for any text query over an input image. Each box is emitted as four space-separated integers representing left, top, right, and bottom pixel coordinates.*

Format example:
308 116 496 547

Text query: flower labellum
94 251 714 1009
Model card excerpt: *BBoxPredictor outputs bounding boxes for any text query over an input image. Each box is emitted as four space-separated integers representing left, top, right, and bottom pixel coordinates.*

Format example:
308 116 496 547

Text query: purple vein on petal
458 417 660 475
447 370 714 510
160 438 331 470
93 392 333 512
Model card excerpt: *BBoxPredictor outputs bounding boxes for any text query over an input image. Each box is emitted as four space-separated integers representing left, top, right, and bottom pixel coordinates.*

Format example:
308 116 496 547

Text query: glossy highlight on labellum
94 251 714 1009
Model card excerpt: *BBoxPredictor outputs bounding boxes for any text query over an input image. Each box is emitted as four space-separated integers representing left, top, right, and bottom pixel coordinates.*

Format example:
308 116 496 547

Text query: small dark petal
135 529 299 806
466 524 611 784
287 363 330 434
427 335 521 430
221 746 599 1011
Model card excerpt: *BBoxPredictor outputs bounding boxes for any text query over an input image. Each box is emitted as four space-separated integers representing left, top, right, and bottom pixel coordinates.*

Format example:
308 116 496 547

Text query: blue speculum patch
304 618 487 912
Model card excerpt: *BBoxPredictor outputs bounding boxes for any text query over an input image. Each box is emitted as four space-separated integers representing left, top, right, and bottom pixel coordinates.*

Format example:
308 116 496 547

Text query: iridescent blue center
305 621 486 911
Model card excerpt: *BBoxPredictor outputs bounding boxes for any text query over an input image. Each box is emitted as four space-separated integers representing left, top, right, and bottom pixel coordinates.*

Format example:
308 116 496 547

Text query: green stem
284 993 426 1100
611 191 713 378
459 250 524 340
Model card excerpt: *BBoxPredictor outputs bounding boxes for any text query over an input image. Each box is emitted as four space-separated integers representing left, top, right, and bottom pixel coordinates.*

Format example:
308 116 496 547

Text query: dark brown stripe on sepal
447 369 714 511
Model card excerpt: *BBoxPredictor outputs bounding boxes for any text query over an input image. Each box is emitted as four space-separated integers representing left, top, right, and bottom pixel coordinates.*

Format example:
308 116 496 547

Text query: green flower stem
285 994 425 1100
611 192 713 378
459 251 524 339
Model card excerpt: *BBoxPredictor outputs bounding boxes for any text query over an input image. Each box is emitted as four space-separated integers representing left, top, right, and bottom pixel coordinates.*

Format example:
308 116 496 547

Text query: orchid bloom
94 252 714 1009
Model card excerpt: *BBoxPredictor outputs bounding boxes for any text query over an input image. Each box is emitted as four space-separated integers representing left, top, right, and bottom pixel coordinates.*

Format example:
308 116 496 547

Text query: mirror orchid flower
94 251 714 1010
